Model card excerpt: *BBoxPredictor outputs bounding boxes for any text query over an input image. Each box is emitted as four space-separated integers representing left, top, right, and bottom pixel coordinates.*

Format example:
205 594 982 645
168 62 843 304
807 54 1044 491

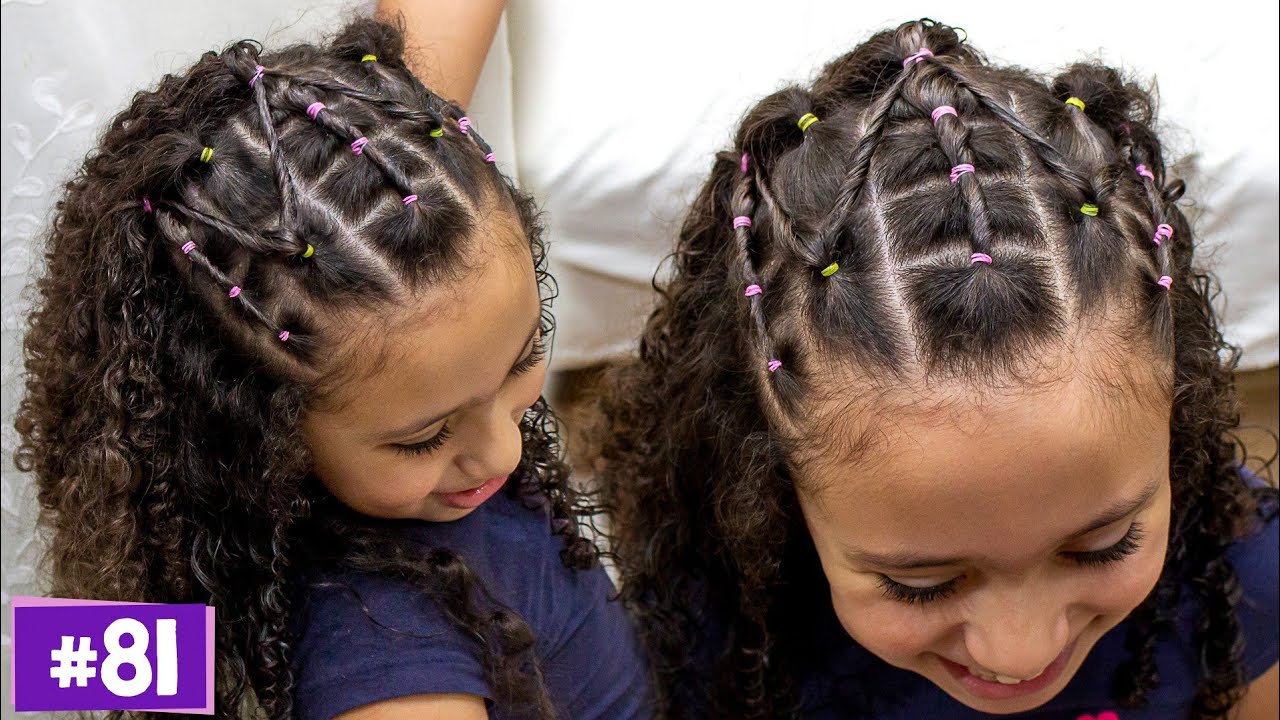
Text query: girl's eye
1061 521 1145 566
877 575 961 605
512 335 547 375
395 424 452 456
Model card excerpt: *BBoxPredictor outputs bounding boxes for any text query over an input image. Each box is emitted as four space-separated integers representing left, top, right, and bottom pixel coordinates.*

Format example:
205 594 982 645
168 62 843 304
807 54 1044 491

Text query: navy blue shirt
291 489 653 719
794 487 1279 718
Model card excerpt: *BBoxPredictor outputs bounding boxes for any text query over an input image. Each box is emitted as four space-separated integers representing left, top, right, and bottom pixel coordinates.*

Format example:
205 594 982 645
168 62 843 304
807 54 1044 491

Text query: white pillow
502 0 1279 370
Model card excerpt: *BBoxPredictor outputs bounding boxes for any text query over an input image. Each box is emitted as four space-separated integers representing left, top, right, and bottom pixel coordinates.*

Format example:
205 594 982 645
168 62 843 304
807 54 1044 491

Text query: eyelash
877 521 1146 605
393 337 545 457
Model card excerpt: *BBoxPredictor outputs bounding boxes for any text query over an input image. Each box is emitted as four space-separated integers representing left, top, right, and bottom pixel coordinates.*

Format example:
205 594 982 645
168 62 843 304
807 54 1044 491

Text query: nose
963 593 1070 680
454 406 524 482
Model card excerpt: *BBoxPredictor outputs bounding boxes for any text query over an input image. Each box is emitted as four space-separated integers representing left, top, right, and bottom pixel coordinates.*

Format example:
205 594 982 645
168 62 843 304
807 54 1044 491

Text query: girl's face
796 357 1172 714
302 222 547 522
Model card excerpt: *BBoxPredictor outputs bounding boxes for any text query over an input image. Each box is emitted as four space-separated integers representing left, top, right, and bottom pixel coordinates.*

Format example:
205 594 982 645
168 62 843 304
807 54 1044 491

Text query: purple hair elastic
1135 164 1155 181
950 163 975 183
142 197 152 213
249 65 265 87
181 241 196 255
741 153 750 174
767 359 783 373
484 152 496 163
307 102 325 119
228 286 242 298
1157 275 1173 289
733 216 752 229
902 47 934 68
970 252 993 265
278 330 291 342
350 137 369 155
458 116 471 134
744 284 762 297
403 194 418 206
931 105 957 125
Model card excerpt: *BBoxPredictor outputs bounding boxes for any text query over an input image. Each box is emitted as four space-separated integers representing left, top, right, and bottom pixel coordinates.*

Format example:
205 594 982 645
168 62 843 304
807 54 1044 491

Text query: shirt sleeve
1230 487 1280 682
291 573 492 720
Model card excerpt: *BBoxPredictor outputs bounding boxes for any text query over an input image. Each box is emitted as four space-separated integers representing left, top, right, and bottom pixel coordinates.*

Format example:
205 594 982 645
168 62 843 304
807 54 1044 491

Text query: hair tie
970 252 993 265
902 47 934 68
741 153 750 174
931 105 957 125
181 241 196 255
1079 203 1099 217
249 65 265 87
278 330 291 342
1157 275 1173 289
199 147 214 163
429 127 445 138
1065 97 1086 111
360 54 377 63
403 194 418 206
820 262 840 277
228 286 242 298
350 137 369 155
797 113 819 132
484 152 496 163
306 102 325 119
1153 223 1174 246
141 197 152 213
950 163 975 183
767 359 783 373
733 216 752 229
744 284 762 297
458 116 471 134
1135 164 1155 181
302 243 315 258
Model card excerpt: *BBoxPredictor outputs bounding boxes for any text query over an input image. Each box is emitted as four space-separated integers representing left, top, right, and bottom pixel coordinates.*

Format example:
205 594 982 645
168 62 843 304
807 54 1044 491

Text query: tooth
995 674 1024 685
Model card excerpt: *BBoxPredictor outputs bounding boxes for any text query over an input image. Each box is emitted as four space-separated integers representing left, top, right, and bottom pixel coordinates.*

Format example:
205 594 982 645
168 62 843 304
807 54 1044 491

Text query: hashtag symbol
49 635 98 688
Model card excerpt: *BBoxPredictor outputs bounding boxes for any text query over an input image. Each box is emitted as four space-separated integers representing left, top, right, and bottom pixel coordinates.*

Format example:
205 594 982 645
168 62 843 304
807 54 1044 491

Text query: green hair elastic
302 243 315 258
820 262 840 277
429 127 445 138
361 54 377 63
797 113 819 132
199 146 214 163
1079 203 1099 217
1065 97 1086 111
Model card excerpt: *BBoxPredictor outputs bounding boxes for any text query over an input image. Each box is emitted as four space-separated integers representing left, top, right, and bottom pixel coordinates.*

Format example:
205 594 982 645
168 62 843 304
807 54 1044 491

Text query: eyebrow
842 477 1163 571
375 318 541 443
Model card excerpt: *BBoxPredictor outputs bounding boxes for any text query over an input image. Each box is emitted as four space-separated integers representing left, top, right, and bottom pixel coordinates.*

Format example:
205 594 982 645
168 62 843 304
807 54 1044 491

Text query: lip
939 638 1076 702
434 475 508 510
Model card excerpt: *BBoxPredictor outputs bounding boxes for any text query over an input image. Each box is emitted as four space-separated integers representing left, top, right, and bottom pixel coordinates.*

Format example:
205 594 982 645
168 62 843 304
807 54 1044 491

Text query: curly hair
595 19 1272 720
14 17 599 720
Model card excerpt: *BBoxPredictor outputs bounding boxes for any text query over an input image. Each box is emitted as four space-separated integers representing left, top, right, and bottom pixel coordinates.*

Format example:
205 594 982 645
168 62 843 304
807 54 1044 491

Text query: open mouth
938 639 1076 702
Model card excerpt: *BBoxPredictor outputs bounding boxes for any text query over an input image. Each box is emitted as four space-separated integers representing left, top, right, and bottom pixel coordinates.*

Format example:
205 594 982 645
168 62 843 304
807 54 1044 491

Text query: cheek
1078 526 1169 621
310 439 450 518
827 575 952 664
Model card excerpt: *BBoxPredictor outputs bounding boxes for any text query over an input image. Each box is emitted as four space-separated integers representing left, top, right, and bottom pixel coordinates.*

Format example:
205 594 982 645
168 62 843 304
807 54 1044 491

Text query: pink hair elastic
767 359 783 373
1157 275 1173 289
458 116 471 134
1153 223 1174 246
181 241 196 255
950 163 975 183
142 197 152 213
228 286 242 298
733 216 753 229
970 252 993 265
484 152 496 163
902 47 934 68
744 284 763 297
350 137 369 155
1135 164 1155 181
741 153 750 174
402 194 418 206
931 105 957 125
249 65 265 87
278 330 291 342
306 102 326 119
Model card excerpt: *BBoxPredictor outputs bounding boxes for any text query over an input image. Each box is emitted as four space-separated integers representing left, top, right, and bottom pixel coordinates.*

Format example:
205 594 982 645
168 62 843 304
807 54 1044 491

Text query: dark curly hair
14 17 598 720
595 19 1273 720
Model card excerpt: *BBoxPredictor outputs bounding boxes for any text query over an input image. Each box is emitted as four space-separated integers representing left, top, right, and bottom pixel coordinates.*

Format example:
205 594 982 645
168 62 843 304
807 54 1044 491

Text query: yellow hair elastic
429 128 444 138
199 147 214 163
1065 97 1086 111
302 243 315 258
797 112 820 132
820 262 840 277
361 54 377 62
1079 203 1099 216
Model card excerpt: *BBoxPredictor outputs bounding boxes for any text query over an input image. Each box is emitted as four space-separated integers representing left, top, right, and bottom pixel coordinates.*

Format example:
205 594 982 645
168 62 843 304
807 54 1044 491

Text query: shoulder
1227 481 1279 681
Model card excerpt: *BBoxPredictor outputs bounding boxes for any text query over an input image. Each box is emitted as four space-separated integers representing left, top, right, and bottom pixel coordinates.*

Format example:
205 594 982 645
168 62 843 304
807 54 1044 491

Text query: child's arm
1232 662 1278 720
377 0 506 107
335 693 488 720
